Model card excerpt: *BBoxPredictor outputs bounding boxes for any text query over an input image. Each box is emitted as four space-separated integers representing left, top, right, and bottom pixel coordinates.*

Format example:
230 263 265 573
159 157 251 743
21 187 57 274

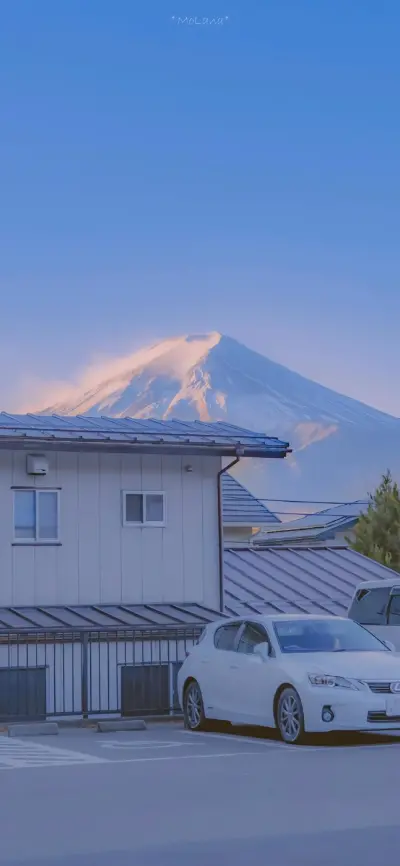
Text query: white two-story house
0 413 290 721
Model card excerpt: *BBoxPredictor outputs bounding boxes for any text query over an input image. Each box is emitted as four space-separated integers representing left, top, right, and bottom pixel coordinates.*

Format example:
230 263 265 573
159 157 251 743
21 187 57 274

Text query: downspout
217 452 242 613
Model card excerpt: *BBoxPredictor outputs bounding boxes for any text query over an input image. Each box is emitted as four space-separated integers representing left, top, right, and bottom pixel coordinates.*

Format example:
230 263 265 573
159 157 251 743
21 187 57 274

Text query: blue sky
0 0 399 414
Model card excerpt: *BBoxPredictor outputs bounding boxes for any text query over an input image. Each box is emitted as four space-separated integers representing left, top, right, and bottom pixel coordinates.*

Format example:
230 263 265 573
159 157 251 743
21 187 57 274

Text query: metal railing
0 626 203 722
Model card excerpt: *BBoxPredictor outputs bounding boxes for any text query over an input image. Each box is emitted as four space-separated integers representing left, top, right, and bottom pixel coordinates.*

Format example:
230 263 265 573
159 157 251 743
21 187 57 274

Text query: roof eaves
0 414 290 458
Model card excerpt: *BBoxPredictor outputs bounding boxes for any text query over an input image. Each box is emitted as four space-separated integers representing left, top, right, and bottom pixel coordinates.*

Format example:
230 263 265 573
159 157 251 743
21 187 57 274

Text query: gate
0 667 46 721
121 664 171 716
121 661 183 716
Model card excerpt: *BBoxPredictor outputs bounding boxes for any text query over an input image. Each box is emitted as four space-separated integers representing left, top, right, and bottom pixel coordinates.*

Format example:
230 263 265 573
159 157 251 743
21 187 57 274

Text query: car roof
355 579 400 591
208 613 347 629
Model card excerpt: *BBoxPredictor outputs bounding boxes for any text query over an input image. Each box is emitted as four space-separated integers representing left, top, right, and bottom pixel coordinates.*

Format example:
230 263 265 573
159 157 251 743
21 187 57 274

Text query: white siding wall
0 450 220 608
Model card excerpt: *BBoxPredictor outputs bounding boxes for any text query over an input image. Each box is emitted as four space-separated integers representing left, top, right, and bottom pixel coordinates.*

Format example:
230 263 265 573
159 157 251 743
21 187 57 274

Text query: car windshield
273 618 388 653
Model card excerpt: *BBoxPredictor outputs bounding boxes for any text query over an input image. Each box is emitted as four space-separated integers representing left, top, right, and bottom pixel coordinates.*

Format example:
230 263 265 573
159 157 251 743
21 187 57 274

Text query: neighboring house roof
0 602 221 632
222 474 280 527
223 545 395 616
0 413 290 459
254 500 366 546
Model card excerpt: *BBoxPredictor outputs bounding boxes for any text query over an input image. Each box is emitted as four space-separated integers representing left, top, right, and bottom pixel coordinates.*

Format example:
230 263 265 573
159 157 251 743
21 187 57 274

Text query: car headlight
308 674 360 690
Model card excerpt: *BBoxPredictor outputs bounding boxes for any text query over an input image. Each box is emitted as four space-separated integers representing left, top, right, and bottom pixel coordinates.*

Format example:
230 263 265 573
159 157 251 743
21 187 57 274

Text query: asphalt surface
1 722 400 864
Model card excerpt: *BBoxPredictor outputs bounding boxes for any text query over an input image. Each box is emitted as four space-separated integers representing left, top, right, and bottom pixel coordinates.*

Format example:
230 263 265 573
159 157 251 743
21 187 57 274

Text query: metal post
81 632 89 719
217 455 240 612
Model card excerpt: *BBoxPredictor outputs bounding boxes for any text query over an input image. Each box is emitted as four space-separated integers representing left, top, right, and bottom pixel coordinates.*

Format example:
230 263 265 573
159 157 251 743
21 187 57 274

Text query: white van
348 578 400 650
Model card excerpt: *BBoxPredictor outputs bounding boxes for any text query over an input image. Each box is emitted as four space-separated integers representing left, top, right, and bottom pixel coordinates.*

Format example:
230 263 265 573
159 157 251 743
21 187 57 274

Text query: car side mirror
383 640 396 652
253 642 270 661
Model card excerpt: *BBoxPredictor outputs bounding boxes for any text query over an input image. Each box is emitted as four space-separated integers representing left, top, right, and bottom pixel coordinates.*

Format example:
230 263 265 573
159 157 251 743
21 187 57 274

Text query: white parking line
179 730 293 748
100 741 189 750
108 750 272 765
0 737 108 770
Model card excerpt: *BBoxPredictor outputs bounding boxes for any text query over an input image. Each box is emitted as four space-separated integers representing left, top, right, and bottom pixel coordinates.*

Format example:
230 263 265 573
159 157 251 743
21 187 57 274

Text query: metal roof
0 413 290 459
223 546 397 616
255 500 366 545
222 474 280 526
0 602 221 632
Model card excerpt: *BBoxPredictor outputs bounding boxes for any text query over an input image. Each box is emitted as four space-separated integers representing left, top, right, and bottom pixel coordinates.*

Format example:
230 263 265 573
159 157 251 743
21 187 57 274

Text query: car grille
368 711 400 723
366 681 392 694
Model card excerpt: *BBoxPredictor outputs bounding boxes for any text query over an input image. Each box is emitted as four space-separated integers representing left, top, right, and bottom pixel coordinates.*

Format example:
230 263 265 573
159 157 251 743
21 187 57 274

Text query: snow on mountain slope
40 332 400 501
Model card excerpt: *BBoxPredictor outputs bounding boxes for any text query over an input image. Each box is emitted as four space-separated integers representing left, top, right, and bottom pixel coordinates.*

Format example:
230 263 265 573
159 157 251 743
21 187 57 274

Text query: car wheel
183 680 206 731
277 687 306 745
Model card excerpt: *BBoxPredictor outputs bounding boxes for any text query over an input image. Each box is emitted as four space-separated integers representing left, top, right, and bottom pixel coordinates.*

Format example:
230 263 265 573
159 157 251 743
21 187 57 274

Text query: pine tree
350 471 400 571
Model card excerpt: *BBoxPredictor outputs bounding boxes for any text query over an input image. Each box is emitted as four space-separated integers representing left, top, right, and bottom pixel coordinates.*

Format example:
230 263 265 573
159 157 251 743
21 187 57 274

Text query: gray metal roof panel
67 606 126 627
0 602 221 632
0 413 290 457
11 608 65 628
222 475 280 526
178 603 225 623
0 610 39 629
256 501 366 544
223 546 400 616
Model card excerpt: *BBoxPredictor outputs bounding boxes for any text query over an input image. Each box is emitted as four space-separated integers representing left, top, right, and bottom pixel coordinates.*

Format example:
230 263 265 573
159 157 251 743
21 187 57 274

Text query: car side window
237 622 270 655
348 587 390 625
214 623 241 651
388 595 400 625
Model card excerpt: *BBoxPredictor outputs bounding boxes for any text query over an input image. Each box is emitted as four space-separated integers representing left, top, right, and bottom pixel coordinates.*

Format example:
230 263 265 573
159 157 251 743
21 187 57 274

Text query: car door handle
201 659 210 664
229 664 239 669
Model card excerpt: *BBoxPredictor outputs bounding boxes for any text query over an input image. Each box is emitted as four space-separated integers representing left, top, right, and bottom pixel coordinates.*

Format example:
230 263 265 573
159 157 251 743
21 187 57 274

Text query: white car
178 614 400 744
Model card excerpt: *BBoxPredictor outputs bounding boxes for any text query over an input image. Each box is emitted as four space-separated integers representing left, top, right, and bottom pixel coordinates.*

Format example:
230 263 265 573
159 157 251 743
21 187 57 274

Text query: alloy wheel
185 682 203 730
279 691 302 743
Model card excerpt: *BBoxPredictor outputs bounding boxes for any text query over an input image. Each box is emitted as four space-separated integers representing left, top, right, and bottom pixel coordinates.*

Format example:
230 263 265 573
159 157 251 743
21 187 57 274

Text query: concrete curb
96 719 147 733
8 722 59 738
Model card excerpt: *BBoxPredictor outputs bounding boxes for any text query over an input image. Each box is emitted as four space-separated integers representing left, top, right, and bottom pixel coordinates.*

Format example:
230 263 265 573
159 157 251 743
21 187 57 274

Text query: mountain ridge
39 332 400 501
41 332 396 424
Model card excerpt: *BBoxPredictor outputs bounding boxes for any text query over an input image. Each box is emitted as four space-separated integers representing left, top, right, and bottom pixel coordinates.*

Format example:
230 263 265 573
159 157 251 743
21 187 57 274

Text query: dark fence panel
0 667 46 721
0 626 202 721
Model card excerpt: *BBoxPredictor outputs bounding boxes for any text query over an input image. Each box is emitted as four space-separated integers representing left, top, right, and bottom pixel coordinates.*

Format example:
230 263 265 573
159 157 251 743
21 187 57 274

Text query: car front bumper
303 686 400 733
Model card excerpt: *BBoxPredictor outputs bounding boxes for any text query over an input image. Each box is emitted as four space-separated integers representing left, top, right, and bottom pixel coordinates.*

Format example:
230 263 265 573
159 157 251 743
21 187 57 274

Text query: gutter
0 438 290 458
217 451 242 612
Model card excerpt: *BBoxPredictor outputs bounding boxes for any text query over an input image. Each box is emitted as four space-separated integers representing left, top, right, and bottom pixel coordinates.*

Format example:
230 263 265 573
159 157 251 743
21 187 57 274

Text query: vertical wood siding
0 450 220 608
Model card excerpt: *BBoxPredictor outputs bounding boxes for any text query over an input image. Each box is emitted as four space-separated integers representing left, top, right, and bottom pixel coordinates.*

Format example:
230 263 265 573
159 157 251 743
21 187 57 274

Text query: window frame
387 593 400 625
213 621 243 651
236 620 272 656
13 488 60 544
122 491 166 528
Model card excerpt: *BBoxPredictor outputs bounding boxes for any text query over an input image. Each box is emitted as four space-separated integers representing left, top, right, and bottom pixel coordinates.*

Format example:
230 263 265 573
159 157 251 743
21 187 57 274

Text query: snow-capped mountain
40 332 400 502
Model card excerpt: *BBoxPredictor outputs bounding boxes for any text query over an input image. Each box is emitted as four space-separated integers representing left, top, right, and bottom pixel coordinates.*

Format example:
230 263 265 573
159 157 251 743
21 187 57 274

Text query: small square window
145 494 164 523
14 490 36 539
125 494 144 524
14 490 59 542
123 492 165 526
38 490 58 540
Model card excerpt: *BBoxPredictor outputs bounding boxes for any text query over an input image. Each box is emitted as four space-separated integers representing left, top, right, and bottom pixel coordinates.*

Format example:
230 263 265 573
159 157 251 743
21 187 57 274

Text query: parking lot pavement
2 723 400 864
0 723 290 771
1 721 400 772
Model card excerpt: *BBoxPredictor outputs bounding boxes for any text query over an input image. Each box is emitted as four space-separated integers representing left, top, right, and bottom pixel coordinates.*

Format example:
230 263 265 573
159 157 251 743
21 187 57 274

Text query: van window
348 586 390 625
388 595 400 625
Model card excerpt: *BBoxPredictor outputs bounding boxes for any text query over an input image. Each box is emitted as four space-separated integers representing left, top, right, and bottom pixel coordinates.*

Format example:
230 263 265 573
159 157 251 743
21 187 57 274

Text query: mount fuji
40 332 400 503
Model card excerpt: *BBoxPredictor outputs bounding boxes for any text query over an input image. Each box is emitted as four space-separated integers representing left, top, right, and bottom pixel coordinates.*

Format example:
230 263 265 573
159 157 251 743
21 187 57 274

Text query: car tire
276 687 307 745
183 680 207 731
